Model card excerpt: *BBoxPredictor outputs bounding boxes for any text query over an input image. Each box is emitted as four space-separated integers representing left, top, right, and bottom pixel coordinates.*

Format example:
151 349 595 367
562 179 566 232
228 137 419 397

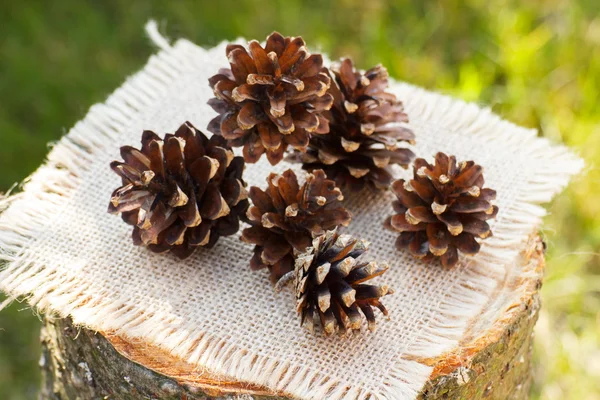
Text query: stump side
40 316 286 399
416 235 545 399
39 236 545 400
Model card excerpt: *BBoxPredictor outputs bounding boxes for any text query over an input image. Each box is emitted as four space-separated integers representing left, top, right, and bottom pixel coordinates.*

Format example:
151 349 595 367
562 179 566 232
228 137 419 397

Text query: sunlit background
0 1 598 399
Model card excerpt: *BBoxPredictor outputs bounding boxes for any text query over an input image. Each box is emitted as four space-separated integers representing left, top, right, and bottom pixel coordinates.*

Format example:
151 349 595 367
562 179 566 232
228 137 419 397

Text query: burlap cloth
0 27 583 399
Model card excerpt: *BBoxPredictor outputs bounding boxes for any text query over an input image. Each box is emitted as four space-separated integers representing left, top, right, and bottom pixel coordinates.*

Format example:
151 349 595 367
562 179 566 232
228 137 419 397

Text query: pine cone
285 230 392 335
295 58 415 190
108 122 249 259
241 169 351 283
208 32 333 166
384 152 498 267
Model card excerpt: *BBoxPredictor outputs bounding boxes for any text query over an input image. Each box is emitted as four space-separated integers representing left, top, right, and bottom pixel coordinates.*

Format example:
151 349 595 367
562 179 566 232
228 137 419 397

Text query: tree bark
39 236 544 400
39 315 281 400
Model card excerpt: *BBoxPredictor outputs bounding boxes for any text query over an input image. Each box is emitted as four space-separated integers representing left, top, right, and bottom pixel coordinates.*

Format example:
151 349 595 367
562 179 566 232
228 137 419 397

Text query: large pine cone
384 152 498 268
241 169 351 283
208 32 333 166
295 59 415 190
108 122 249 259
289 230 392 335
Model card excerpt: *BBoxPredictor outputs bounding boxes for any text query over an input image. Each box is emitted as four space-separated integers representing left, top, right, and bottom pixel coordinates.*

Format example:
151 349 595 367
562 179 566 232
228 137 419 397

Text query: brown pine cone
295 58 415 190
108 122 249 259
281 230 392 335
241 169 351 283
208 32 333 166
384 152 498 268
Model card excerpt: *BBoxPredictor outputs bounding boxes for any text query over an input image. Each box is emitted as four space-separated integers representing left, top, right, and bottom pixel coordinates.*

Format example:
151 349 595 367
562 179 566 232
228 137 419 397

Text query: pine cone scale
450 198 494 213
265 32 285 54
462 215 493 238
165 221 187 246
231 83 262 102
279 37 305 67
408 178 435 203
261 211 289 230
220 177 246 206
408 232 429 258
120 146 151 170
266 88 286 117
441 246 458 267
236 102 262 130
346 262 387 285
426 223 449 256
163 136 185 175
405 205 437 223
240 134 263 162
261 235 292 264
248 40 273 75
229 48 257 82
199 184 230 220
296 54 323 78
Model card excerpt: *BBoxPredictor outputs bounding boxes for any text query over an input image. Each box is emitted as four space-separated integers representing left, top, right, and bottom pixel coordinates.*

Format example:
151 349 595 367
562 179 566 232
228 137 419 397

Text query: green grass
0 1 598 398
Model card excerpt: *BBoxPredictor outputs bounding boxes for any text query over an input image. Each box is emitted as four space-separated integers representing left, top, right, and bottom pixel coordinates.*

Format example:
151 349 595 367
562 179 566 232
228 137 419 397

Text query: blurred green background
0 0 598 399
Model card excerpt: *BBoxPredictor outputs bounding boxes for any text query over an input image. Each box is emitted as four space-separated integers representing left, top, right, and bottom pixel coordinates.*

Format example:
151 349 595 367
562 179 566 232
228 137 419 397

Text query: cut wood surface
39 236 544 400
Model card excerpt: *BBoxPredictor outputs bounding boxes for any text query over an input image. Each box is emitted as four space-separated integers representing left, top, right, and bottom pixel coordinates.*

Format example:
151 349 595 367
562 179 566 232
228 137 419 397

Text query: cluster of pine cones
107 32 498 336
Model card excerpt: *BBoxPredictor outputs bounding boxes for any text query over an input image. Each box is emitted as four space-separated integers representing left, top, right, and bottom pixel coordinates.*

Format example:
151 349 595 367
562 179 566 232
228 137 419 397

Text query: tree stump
38 236 544 400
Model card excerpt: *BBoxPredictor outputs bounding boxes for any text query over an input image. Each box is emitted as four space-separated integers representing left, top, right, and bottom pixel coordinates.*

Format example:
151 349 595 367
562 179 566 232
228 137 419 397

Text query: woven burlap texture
0 29 583 400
